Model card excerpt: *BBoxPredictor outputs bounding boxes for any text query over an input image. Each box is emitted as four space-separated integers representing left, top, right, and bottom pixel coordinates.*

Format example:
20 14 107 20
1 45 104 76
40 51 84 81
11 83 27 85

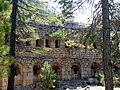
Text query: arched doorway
91 62 99 77
33 64 41 82
45 39 51 47
52 64 60 80
14 63 22 85
71 63 81 79
33 64 40 76
14 65 21 76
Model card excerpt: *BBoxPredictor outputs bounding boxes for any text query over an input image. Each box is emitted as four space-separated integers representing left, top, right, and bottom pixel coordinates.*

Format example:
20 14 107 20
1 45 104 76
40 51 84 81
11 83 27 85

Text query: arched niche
26 41 31 46
91 62 100 77
52 64 60 74
71 62 81 79
52 63 60 80
45 39 51 48
33 64 41 76
14 63 23 85
14 63 22 76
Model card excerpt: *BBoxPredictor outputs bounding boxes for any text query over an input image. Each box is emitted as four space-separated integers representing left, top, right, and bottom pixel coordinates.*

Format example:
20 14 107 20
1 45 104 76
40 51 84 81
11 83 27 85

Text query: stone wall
0 77 8 90
15 47 102 80
0 32 102 90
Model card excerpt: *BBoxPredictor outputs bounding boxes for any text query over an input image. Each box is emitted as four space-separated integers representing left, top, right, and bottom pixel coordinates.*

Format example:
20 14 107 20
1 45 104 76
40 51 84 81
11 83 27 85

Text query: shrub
40 61 56 90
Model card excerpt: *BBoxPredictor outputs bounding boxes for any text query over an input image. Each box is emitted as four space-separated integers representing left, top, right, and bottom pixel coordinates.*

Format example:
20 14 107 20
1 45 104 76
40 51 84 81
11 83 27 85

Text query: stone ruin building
0 22 102 90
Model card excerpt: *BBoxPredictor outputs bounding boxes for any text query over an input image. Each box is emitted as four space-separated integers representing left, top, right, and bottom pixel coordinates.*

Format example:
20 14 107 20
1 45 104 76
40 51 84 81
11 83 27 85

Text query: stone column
60 64 64 80
61 62 71 80
43 39 45 48
50 39 55 48
61 66 65 80
81 60 91 79
31 40 36 47
22 62 33 86
60 40 65 48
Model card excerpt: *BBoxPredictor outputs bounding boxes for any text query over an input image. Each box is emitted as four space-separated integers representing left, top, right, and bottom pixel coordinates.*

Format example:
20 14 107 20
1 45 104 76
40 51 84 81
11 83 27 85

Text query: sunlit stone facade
0 22 102 90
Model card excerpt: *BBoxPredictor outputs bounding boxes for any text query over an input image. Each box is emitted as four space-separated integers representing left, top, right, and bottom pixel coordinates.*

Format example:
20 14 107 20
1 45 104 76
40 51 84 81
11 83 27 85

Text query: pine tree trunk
7 0 18 90
101 0 113 90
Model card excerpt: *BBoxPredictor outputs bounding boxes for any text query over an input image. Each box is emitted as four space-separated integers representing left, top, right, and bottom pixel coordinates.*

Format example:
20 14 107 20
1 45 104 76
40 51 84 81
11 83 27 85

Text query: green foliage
0 57 14 78
48 29 67 39
46 13 63 25
16 0 42 43
107 1 120 66
0 0 9 11
98 71 105 85
56 0 74 19
65 40 76 47
17 0 64 44
0 0 14 78
31 47 52 54
18 26 39 42
40 61 56 90
17 0 63 24
0 45 9 55
79 31 101 48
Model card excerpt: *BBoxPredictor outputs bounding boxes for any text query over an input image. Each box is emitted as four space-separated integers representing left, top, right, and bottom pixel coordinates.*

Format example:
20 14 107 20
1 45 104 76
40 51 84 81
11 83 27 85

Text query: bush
40 61 56 90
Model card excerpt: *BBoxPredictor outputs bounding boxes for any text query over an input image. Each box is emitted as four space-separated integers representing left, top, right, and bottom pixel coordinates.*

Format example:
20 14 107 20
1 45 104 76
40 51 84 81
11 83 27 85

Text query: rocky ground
54 80 120 90
15 80 120 90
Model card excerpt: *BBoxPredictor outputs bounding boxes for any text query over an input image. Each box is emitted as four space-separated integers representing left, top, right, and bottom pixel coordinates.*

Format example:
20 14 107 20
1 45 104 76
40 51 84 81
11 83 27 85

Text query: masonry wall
15 45 102 80
0 35 102 90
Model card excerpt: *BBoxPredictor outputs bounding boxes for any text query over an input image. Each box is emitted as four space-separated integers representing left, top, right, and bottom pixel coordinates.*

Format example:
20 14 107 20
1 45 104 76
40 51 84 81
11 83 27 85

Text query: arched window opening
45 39 50 47
93 43 97 49
91 62 99 77
26 41 31 46
71 64 81 79
91 62 98 70
71 65 79 74
55 40 60 48
54 68 58 74
14 65 21 76
52 65 59 75
33 65 40 76
36 39 40 47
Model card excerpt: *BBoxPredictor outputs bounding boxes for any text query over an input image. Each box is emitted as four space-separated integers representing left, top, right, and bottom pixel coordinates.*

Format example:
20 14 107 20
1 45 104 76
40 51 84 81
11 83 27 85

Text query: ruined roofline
27 21 63 29
27 21 87 30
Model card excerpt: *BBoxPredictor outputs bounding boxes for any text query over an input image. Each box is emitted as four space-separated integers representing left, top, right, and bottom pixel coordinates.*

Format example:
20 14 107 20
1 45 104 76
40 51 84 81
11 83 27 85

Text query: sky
42 0 119 24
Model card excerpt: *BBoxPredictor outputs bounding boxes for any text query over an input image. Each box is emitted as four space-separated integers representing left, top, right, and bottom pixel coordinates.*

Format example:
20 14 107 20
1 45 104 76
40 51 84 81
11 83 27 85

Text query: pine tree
101 0 113 89
7 0 18 89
